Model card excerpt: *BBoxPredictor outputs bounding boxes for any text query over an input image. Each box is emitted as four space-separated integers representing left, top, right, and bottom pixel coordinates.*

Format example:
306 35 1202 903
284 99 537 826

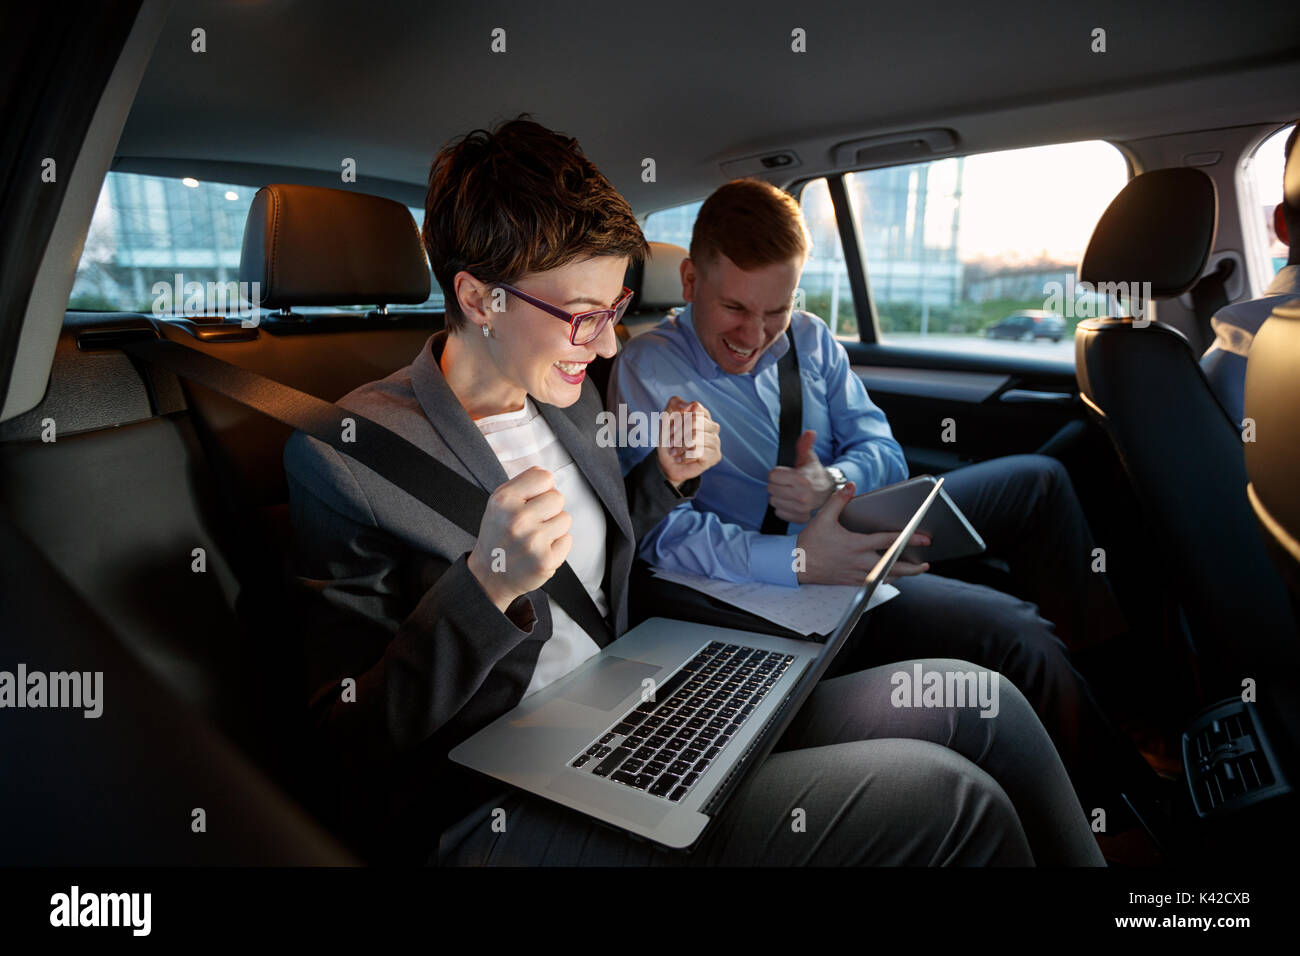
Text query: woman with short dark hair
285 116 1104 866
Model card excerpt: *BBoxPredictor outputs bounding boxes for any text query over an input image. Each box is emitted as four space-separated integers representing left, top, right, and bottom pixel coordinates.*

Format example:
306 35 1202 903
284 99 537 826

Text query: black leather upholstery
1079 167 1217 298
240 183 431 308
0 509 355 864
1073 168 1297 699
1075 318 1295 689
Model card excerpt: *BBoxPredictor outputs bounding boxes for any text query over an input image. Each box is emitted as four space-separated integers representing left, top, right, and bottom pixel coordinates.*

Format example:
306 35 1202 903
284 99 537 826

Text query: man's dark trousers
829 454 1154 814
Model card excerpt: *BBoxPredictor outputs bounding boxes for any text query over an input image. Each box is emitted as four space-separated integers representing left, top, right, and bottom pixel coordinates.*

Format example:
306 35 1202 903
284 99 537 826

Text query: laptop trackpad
560 656 661 711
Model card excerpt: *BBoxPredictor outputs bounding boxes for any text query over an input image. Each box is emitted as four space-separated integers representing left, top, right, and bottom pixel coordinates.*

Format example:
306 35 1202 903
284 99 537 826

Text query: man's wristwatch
825 465 848 493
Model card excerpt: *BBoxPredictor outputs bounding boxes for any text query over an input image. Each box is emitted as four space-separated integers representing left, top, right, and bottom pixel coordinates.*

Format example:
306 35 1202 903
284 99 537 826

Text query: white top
475 398 608 697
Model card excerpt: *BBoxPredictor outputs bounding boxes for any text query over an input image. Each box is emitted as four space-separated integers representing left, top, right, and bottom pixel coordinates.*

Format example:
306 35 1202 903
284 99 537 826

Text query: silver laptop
450 478 945 851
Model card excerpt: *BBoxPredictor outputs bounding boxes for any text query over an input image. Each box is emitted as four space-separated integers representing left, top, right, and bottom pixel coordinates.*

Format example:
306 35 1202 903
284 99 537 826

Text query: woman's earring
482 323 491 338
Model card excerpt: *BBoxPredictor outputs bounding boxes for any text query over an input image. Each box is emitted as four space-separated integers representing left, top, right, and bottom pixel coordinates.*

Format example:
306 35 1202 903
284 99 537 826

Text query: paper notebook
650 568 899 637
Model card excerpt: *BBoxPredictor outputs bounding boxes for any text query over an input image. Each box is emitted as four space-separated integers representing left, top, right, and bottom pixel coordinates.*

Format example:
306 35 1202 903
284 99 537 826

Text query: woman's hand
656 395 721 488
467 466 573 612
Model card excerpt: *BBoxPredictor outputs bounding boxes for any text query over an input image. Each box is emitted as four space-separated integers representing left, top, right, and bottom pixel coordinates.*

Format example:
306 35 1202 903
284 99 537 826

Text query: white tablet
838 475 985 564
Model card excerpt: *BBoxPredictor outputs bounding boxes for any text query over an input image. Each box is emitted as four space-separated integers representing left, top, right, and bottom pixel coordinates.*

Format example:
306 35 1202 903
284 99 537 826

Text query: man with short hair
1201 123 1299 425
608 178 1154 815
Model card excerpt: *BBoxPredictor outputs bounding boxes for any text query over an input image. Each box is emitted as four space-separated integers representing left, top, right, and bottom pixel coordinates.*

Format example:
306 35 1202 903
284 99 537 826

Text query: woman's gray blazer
282 330 694 858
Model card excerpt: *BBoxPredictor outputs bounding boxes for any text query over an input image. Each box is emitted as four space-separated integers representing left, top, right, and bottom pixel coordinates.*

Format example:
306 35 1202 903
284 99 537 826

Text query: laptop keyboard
569 641 795 803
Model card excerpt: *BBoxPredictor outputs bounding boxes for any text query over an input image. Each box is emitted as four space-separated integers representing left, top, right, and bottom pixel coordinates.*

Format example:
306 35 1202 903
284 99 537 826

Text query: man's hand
657 395 721 488
767 429 836 524
795 481 931 585
467 466 573 612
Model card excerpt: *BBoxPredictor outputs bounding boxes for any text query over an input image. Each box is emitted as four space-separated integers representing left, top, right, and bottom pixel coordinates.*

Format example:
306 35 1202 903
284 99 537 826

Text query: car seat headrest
625 242 688 312
1078 167 1217 299
239 184 431 309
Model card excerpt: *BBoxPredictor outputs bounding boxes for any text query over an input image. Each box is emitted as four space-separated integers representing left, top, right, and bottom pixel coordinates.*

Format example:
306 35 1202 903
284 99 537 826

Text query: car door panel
845 341 1085 468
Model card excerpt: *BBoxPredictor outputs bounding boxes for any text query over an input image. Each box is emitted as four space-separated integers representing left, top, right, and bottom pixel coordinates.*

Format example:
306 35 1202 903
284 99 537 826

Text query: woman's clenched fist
467 466 573 611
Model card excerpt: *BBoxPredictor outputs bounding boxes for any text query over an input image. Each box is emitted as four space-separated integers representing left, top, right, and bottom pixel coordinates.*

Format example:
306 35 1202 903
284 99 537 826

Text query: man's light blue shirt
607 305 908 587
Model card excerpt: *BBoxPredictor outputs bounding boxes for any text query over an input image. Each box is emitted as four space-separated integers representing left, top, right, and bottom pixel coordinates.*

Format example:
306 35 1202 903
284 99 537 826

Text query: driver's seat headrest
239 184 431 309
1078 167 1217 299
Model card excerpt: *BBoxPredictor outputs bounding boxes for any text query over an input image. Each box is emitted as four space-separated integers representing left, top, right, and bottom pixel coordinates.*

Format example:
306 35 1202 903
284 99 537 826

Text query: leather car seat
1074 168 1296 700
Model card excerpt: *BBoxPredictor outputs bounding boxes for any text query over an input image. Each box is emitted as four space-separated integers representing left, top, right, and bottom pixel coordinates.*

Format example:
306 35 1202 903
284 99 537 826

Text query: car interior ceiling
2 0 1299 866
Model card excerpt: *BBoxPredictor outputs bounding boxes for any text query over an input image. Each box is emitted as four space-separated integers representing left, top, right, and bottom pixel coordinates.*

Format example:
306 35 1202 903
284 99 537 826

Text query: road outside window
842 140 1128 362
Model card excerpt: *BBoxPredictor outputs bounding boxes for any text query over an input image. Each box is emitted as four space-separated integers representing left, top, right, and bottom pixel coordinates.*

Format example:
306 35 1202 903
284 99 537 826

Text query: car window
1239 123 1295 291
830 140 1129 360
644 192 861 341
799 178 858 341
68 171 442 314
643 200 703 252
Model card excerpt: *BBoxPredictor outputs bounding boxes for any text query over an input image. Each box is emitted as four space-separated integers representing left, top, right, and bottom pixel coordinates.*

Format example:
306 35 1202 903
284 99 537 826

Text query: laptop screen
701 477 946 816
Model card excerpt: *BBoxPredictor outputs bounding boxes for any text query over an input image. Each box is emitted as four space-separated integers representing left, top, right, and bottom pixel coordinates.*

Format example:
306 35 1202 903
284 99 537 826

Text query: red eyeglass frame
492 282 635 345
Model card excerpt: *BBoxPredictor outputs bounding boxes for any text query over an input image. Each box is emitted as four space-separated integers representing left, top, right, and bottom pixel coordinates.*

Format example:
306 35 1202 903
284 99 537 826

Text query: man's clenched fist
657 395 722 488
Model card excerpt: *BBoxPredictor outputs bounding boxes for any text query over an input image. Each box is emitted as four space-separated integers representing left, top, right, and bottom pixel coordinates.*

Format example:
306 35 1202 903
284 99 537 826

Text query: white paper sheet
649 568 899 637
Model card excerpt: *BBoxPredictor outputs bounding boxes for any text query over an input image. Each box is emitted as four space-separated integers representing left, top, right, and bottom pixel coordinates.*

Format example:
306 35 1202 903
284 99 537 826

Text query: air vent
1182 700 1291 818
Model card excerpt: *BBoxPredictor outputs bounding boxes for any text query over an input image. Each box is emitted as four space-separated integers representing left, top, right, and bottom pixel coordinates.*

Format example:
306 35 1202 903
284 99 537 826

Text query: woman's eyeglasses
493 282 635 346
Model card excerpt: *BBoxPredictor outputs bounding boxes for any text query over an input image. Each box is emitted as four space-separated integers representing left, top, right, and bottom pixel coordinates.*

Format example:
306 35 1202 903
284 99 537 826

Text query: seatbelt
1189 258 1234 353
121 336 614 647
759 326 802 536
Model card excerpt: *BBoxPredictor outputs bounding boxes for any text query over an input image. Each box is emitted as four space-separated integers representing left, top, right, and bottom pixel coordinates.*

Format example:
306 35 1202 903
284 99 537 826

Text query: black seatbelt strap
121 336 614 647
759 326 802 536
1189 258 1234 354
